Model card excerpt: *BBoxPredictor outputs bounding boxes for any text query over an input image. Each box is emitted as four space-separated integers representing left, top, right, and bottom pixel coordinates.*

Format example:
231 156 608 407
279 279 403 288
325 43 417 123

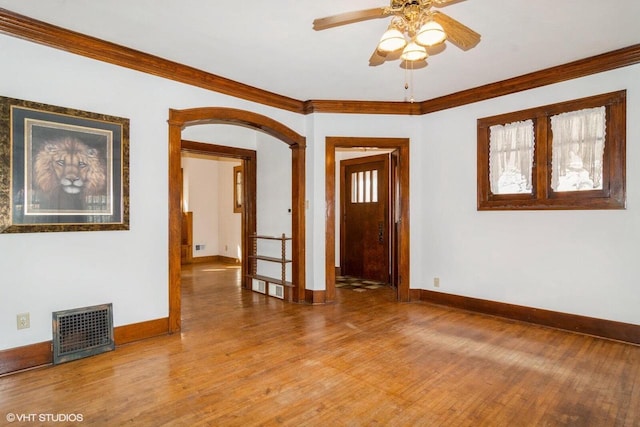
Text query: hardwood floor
1 262 639 426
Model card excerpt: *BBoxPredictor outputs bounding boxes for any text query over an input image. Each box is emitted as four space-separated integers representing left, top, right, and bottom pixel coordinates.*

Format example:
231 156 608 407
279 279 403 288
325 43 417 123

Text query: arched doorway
168 107 306 332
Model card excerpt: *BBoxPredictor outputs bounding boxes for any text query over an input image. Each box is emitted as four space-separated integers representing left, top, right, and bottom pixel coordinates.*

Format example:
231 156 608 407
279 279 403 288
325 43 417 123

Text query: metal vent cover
269 283 284 299
252 279 266 294
52 303 115 365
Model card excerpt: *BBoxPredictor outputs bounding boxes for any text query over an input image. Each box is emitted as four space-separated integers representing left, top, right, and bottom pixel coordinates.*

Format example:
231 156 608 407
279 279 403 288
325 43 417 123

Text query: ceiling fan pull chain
405 64 409 91
404 61 416 103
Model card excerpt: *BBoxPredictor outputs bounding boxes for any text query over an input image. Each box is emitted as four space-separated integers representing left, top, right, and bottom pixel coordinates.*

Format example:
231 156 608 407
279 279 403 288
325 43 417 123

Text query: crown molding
419 44 640 115
0 8 305 113
2 8 639 116
303 99 422 115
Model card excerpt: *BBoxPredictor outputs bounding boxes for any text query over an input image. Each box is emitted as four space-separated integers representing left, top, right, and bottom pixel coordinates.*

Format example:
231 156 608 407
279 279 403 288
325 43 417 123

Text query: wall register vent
252 279 266 294
269 283 284 299
52 303 115 365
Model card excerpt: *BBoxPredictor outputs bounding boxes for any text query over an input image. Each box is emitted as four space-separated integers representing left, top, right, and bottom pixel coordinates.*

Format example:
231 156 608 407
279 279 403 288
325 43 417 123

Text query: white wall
254 132 293 282
182 155 220 258
1 31 638 353
306 67 639 325
181 125 294 268
416 65 640 325
216 159 243 260
305 114 423 290
181 154 242 259
0 34 303 350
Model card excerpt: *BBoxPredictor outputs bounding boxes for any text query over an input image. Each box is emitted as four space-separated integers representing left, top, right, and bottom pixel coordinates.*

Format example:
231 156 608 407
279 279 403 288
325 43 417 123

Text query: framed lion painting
0 96 129 233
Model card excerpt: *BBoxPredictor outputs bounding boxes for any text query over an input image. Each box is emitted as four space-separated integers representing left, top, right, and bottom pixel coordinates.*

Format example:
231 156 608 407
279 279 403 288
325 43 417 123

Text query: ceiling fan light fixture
416 20 446 46
377 27 407 52
400 41 427 62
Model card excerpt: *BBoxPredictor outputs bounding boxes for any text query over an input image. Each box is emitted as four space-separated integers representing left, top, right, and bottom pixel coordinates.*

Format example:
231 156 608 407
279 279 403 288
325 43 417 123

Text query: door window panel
351 169 379 204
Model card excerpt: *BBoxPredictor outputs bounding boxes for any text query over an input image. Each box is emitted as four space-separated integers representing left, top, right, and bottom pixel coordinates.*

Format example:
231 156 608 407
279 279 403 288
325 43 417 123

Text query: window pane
351 172 357 203
233 166 243 213
550 106 605 192
372 170 378 203
358 171 364 203
478 90 625 210
365 170 371 203
489 120 535 195
236 171 242 206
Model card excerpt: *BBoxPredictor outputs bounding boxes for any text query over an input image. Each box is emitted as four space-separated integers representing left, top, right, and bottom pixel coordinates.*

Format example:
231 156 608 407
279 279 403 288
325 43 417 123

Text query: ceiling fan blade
432 11 481 51
432 0 468 7
313 7 389 30
369 48 388 66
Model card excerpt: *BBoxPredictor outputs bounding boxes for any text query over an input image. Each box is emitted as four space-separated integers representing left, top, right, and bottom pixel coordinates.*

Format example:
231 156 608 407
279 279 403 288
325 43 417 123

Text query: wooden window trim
477 90 626 210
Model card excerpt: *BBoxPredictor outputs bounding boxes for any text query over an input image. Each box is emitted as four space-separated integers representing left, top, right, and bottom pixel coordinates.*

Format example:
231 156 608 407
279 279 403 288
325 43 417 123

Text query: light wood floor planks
1 262 639 426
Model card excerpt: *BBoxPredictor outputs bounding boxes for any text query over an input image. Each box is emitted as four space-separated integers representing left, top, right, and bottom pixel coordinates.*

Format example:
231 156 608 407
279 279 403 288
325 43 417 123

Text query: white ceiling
1 0 639 102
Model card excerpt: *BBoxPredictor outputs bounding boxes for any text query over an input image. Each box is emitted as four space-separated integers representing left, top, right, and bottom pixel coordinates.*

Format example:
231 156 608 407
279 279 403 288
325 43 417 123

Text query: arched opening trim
168 107 306 333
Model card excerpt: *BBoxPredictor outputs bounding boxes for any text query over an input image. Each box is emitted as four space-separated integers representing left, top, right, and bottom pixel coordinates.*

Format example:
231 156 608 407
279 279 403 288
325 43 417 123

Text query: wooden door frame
326 137 411 302
168 107 306 333
181 140 256 289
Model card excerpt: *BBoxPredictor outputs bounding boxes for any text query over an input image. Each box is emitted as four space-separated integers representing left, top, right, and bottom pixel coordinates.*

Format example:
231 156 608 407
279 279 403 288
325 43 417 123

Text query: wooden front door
341 154 390 283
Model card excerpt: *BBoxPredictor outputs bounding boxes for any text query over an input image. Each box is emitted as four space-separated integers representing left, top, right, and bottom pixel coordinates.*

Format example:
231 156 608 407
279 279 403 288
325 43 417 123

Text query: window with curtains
477 90 626 210
489 119 535 195
550 107 605 192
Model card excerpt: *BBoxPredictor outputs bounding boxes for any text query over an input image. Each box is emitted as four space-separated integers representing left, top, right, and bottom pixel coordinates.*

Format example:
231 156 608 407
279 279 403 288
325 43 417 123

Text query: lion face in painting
34 137 106 199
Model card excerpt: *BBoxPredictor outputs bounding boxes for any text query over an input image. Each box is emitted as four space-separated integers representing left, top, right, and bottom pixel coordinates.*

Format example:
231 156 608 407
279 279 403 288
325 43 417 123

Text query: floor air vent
52 303 115 365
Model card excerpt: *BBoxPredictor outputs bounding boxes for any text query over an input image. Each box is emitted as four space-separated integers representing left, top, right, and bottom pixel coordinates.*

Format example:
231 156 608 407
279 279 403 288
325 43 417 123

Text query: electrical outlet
433 277 440 288
17 313 30 330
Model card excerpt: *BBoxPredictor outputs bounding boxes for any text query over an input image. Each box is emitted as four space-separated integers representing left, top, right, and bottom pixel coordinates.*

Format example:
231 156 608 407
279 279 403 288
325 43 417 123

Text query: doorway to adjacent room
326 137 411 303
340 153 390 285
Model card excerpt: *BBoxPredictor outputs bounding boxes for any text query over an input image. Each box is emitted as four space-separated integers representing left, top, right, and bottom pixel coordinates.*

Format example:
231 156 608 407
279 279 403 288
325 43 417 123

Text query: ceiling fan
313 0 480 66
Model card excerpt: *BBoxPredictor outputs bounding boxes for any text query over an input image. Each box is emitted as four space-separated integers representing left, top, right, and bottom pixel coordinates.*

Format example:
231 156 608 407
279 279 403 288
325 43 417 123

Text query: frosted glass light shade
416 20 446 46
400 41 427 61
378 28 407 52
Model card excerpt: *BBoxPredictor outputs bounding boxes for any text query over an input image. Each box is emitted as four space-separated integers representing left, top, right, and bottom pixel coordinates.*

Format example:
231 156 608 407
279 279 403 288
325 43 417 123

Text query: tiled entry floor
335 276 389 292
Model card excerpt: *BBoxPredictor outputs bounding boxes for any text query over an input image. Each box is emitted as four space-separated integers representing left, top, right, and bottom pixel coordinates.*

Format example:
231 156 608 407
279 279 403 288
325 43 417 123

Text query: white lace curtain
489 120 535 194
550 106 605 191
